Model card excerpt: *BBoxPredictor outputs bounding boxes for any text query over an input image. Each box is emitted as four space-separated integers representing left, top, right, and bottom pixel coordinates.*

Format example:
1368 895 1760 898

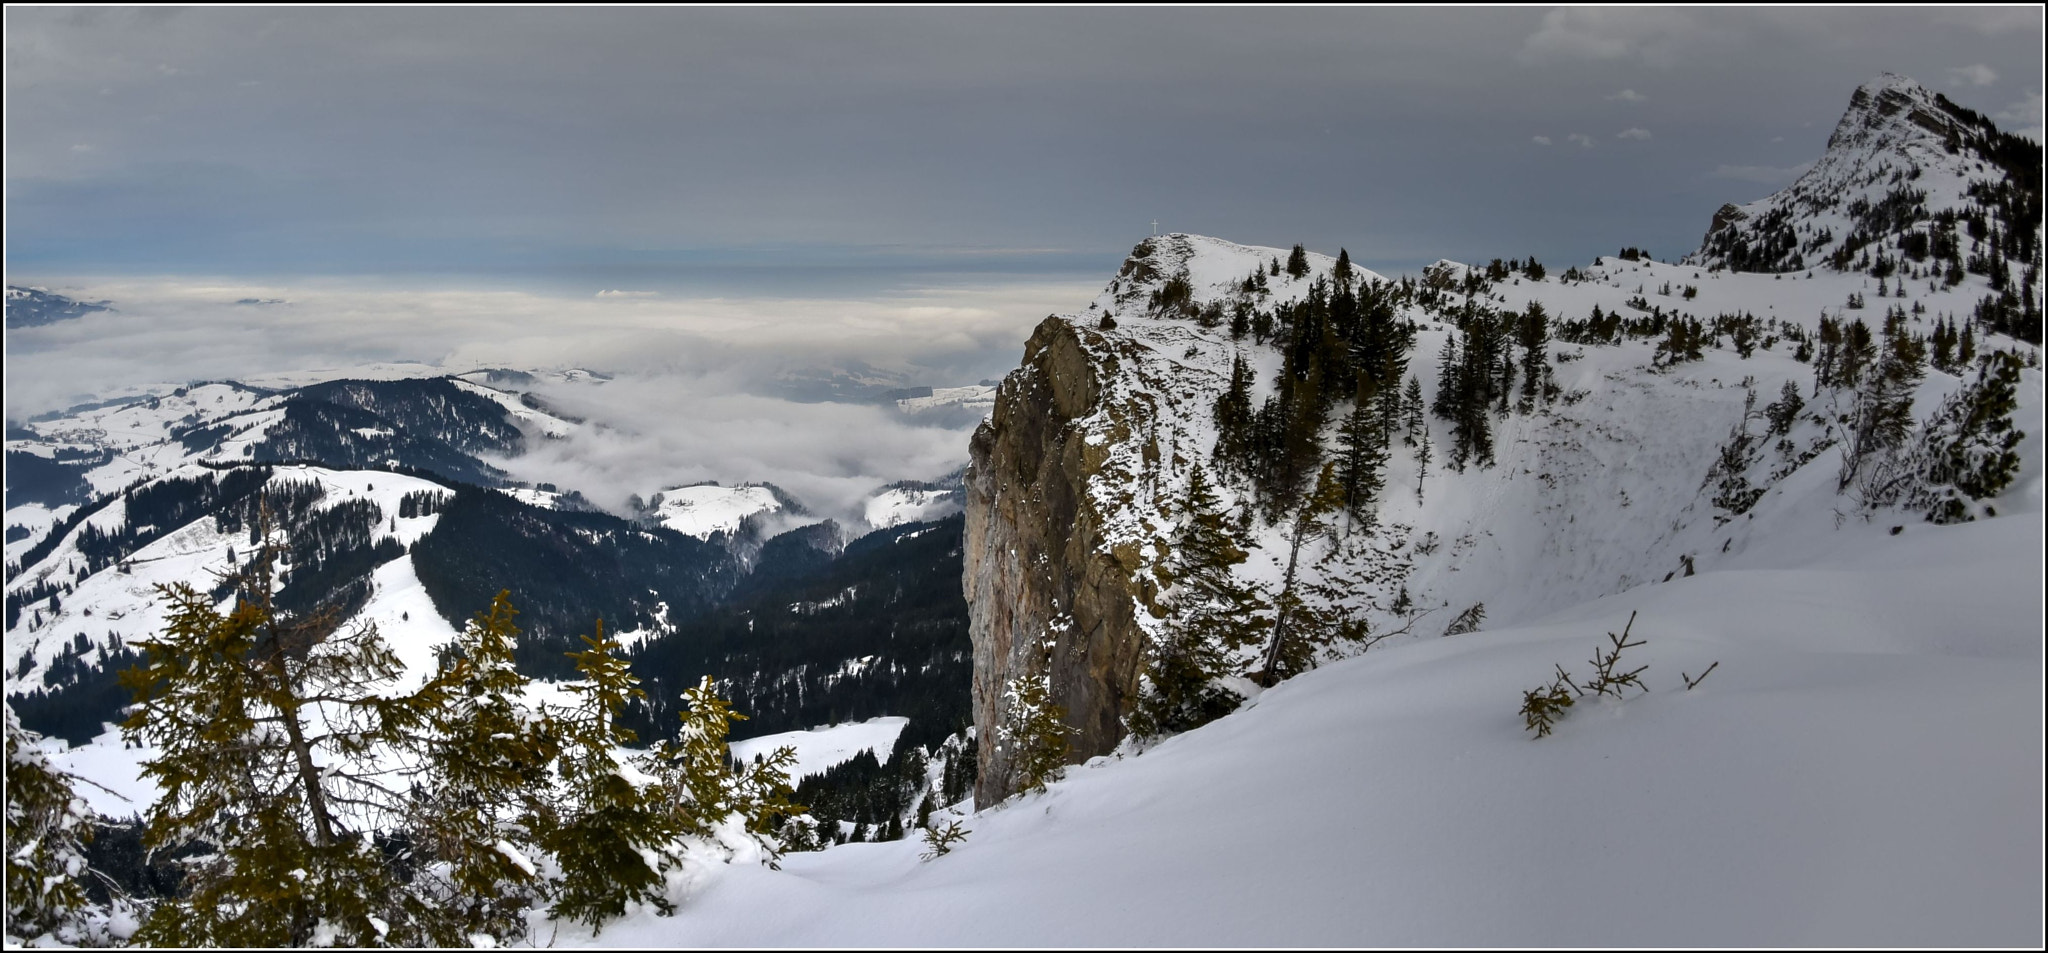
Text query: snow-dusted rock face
1689 73 2042 280
968 234 1363 805
966 315 1136 806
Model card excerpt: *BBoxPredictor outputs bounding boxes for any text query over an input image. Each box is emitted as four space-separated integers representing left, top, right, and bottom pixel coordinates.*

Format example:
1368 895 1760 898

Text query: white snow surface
647 484 782 539
575 511 2041 947
861 487 960 530
726 716 909 784
557 224 2044 946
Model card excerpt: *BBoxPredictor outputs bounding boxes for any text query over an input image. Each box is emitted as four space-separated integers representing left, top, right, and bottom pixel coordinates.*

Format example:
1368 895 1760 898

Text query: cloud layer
4 274 1095 519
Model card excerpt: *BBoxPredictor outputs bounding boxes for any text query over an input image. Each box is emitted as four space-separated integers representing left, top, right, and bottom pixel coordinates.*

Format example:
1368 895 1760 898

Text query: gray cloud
6 8 2040 278
1947 63 1998 87
2 275 1092 519
1709 162 1814 185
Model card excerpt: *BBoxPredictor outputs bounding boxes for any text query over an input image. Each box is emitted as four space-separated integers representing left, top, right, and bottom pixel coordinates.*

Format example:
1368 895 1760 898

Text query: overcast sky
7 7 2042 282
4 8 2043 510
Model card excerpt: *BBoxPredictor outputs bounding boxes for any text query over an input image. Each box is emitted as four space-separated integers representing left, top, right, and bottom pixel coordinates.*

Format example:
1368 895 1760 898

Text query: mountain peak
1687 72 2041 292
1827 72 1961 154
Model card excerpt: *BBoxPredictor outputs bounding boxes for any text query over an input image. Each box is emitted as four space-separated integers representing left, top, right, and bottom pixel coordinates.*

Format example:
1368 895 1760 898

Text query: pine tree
1839 312 1928 499
1255 463 1350 686
408 591 558 947
1518 301 1551 404
1000 642 1076 796
1334 248 1355 293
121 523 437 947
1415 423 1432 505
6 703 107 944
651 675 808 859
540 622 685 931
1333 396 1389 524
1402 376 1425 446
1134 467 1268 737
1286 243 1310 279
1211 353 1256 476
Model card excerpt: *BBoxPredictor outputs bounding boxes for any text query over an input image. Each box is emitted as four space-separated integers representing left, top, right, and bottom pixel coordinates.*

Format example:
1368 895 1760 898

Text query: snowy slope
5 464 455 696
646 484 785 540
727 716 909 783
862 487 961 530
576 508 2042 947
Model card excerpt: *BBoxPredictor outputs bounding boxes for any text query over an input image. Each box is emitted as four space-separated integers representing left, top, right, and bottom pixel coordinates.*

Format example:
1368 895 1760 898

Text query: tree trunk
1256 516 1310 687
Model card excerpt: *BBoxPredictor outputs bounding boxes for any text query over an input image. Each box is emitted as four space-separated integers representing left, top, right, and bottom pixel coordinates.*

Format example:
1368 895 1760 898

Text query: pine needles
1519 612 1719 739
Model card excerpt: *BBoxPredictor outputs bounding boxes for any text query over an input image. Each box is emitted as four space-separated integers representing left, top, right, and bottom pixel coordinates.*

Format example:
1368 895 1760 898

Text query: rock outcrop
965 315 1147 807
965 235 1355 807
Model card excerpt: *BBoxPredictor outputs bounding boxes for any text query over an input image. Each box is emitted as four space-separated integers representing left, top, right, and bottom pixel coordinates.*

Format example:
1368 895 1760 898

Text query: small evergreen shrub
919 819 971 861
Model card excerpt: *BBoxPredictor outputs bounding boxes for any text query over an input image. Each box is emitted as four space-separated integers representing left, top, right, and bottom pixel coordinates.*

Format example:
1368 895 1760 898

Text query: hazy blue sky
7 7 2042 285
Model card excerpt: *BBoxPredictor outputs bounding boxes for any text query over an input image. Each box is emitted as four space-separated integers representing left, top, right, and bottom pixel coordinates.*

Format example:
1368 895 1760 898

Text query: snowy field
565 510 2042 948
727 716 909 783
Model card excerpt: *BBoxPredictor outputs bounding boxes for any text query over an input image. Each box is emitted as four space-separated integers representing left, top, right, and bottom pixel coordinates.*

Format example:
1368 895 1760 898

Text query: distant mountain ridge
5 286 111 328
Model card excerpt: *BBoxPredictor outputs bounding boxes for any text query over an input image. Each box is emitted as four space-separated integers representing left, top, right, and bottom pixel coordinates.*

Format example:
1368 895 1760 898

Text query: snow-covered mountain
1690 75 2041 343
5 285 111 328
6 72 2041 947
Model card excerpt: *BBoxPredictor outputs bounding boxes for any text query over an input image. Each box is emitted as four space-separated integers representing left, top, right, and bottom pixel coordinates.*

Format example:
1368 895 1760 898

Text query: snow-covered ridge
5 464 456 697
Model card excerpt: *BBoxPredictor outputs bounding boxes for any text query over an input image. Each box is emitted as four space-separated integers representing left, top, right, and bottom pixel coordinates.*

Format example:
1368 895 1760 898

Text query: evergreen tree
1415 422 1432 505
408 591 558 946
1333 396 1389 524
1211 353 1256 476
1518 301 1551 404
540 622 685 931
999 642 1076 796
6 703 108 944
1333 248 1355 293
121 527 438 947
1402 376 1425 446
1286 243 1310 279
651 675 807 860
1255 463 1350 686
1839 313 1928 498
1134 467 1268 737
1838 319 1878 389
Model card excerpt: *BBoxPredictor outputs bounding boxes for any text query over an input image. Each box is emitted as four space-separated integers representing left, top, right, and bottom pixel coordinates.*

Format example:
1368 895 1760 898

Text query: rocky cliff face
965 236 1353 806
967 316 1121 806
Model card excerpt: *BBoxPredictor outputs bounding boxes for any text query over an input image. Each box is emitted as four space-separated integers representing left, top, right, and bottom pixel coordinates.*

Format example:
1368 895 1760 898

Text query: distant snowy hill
5 285 110 328
644 483 791 540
